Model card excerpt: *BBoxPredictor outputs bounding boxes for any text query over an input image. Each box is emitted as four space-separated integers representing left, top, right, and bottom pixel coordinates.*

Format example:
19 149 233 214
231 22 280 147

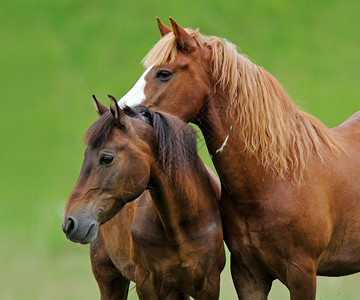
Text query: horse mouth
80 222 98 244
64 220 99 244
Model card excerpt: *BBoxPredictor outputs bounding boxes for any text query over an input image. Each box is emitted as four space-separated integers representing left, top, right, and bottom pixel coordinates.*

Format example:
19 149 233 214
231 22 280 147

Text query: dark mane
84 105 199 181
141 107 198 178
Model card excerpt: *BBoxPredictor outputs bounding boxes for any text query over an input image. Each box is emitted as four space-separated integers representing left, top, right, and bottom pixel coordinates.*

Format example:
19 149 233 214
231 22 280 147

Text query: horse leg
97 273 130 300
193 271 221 300
284 257 317 300
135 267 160 300
90 239 130 300
230 255 273 300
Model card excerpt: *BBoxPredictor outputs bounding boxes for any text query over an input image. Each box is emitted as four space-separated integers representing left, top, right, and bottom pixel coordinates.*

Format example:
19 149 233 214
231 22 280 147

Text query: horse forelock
84 107 140 148
84 111 117 148
142 28 207 67
142 27 344 180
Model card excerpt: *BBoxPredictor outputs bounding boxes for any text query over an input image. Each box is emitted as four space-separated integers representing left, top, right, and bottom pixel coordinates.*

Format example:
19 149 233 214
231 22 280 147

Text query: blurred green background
1 0 359 299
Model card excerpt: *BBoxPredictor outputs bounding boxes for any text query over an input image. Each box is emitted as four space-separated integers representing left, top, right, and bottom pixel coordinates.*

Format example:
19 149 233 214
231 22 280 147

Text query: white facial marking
118 65 154 108
216 126 233 153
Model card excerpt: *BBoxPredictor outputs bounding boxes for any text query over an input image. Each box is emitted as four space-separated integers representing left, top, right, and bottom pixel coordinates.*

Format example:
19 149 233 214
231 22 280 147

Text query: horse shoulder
254 177 332 240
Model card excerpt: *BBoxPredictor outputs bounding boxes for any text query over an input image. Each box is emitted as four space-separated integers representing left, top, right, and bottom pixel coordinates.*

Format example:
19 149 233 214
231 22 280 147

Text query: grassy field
1 0 359 299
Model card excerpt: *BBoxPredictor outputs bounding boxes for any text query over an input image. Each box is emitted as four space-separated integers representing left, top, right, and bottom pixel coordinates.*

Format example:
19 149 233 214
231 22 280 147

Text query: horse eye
99 154 114 165
155 70 173 82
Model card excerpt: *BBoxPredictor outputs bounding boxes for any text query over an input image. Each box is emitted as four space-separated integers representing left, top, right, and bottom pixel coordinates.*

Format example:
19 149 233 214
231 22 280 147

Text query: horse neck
149 159 214 243
196 93 269 197
197 79 342 201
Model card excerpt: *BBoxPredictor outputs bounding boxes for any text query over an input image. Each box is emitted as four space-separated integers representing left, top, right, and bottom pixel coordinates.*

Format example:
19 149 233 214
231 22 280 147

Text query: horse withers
62 95 225 300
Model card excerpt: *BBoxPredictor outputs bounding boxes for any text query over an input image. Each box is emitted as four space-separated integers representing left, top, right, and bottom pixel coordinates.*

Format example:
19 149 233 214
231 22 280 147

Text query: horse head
62 95 154 244
119 18 215 122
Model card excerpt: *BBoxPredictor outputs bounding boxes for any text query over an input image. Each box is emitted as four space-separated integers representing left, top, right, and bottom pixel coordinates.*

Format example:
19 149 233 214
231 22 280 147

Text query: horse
62 95 225 300
117 17 360 300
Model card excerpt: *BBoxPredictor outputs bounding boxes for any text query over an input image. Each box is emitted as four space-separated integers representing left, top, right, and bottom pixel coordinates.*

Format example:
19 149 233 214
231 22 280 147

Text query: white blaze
118 66 153 108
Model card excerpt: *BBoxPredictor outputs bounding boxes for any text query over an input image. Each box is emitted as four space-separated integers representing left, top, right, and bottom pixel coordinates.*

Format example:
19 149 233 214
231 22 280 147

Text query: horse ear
169 17 196 54
92 95 108 116
156 17 171 37
108 95 130 128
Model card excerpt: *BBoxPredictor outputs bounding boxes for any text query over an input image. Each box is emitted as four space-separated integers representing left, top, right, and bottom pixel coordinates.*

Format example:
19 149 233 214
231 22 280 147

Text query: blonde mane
142 29 343 180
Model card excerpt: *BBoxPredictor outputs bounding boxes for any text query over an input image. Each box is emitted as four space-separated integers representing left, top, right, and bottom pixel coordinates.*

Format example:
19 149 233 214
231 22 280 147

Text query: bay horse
118 18 360 300
62 95 225 299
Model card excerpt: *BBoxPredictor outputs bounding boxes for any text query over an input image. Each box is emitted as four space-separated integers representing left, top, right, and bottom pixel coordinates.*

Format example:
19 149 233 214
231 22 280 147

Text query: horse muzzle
62 215 99 244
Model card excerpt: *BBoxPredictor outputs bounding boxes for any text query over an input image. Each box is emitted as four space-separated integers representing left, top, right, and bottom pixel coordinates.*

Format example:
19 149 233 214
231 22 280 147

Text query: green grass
1 0 359 299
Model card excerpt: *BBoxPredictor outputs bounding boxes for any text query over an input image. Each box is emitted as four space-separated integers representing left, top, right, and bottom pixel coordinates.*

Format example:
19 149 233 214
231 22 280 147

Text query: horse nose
62 216 78 236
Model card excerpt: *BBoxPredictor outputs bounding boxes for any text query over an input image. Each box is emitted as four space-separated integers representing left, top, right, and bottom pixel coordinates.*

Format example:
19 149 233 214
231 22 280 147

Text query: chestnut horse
118 18 360 300
62 95 225 299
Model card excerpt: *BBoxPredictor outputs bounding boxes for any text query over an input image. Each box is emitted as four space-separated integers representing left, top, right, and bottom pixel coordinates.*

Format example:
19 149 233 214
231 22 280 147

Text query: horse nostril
63 216 77 236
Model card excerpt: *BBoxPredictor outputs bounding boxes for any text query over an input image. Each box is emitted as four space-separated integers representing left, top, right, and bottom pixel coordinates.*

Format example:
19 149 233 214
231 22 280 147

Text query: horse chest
131 218 202 285
131 208 216 285
131 208 168 247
